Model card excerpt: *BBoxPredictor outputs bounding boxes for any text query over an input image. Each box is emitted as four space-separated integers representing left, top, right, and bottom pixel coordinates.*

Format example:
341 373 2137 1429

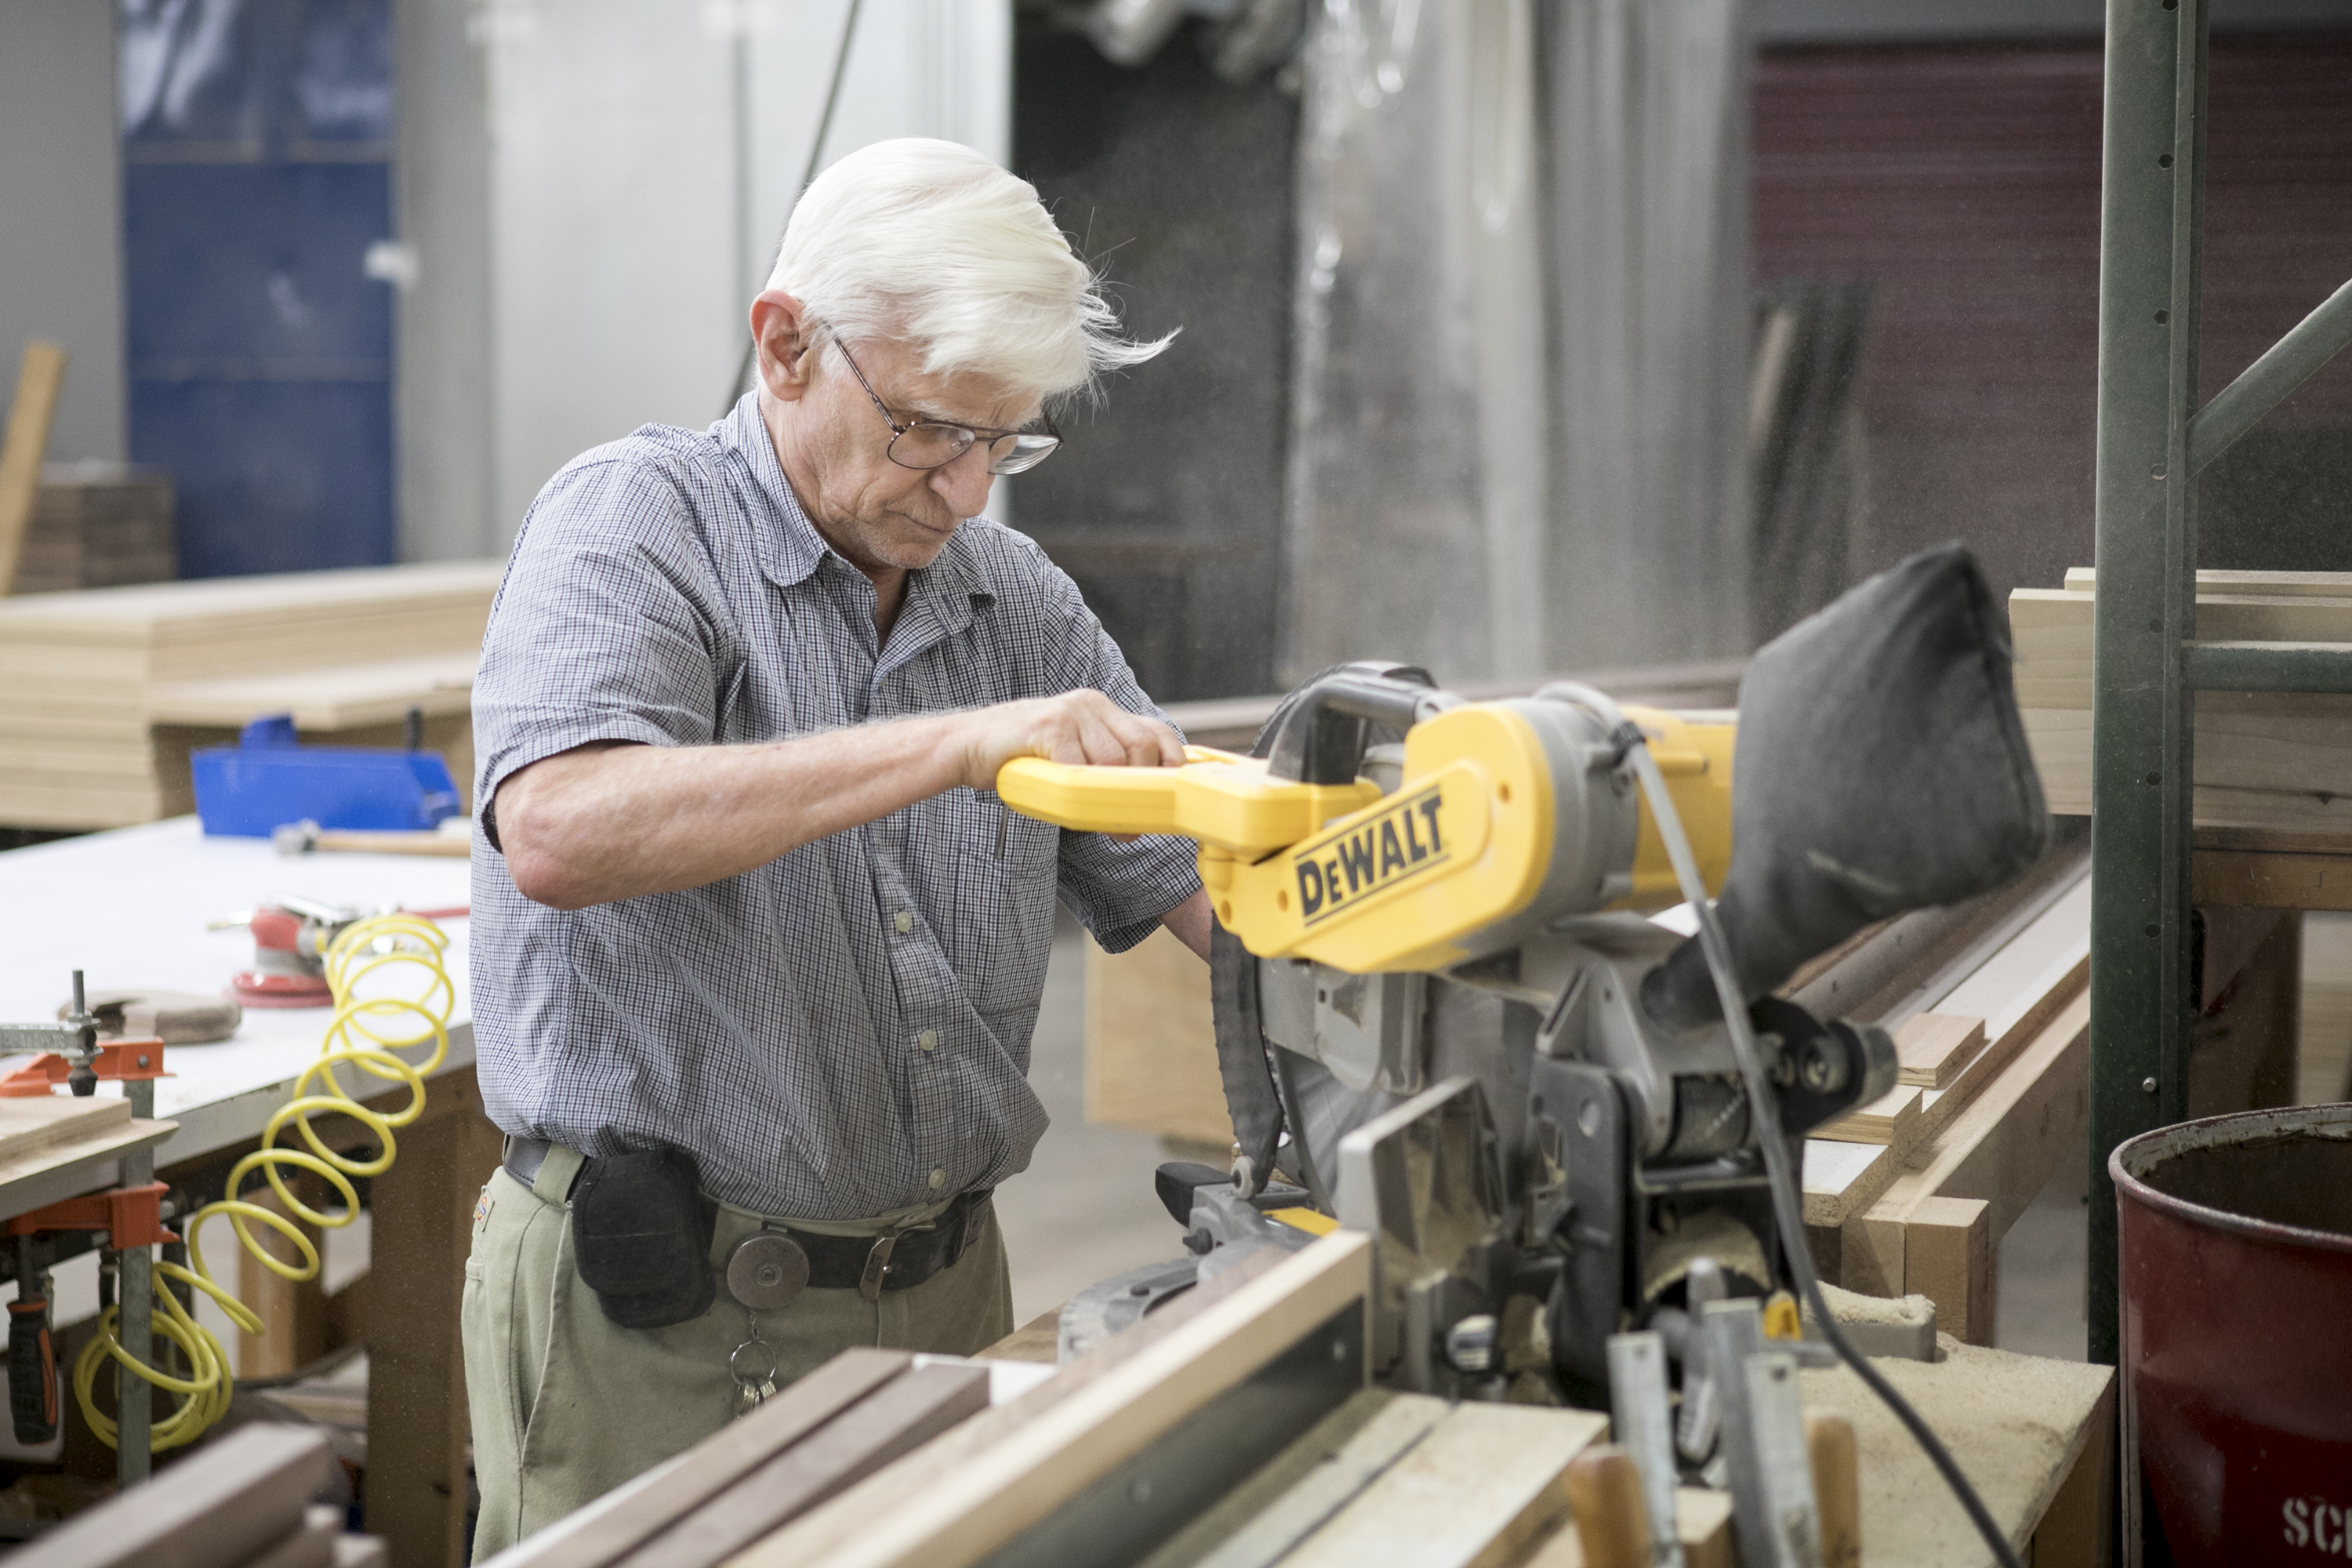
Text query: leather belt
502 1136 991 1300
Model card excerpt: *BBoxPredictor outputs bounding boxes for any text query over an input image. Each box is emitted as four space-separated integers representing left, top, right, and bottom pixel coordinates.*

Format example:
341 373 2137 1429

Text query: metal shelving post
2088 0 2352 1364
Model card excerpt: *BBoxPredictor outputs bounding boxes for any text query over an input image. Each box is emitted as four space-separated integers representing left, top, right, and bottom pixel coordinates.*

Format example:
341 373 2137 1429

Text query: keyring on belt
728 1337 779 1388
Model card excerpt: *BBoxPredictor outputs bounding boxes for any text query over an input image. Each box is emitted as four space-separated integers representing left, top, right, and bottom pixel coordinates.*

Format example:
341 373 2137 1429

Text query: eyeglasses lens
889 423 1060 476
987 434 1060 476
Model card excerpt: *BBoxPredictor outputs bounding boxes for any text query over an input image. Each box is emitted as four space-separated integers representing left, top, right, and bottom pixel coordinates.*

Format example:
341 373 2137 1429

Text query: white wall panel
398 0 1011 552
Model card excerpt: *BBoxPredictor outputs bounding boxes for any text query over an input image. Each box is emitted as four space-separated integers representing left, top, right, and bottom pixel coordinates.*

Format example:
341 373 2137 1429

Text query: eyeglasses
831 336 1062 477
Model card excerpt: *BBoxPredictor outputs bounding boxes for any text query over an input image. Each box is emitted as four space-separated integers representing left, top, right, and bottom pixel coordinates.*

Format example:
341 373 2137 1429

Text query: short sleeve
1033 564 1205 953
473 456 732 808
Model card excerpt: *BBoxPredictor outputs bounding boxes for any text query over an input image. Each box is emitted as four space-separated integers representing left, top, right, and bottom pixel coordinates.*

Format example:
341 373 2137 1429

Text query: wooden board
2012 574 2352 831
618 1363 989 1568
1086 925 1230 1148
1894 1013 1985 1089
439 1353 921 1568
1796 1341 2111 1567
0 563 499 830
1277 1403 1610 1568
735 1234 1371 1568
12 466 174 596
1815 1085 1921 1149
1840 990 2092 1301
8 1421 335 1568
739 1249 1295 1568
1520 1486 1736 1568
1137 1390 1450 1568
147 654 478 729
0 1093 132 1162
1903 1197 1993 1348
0 342 68 599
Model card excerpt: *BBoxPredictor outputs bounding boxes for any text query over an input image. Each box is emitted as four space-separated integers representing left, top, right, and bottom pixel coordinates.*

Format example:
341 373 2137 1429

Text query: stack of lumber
0 561 501 829
13 1423 383 1567
490 1348 990 1568
2010 566 2352 830
8 463 176 595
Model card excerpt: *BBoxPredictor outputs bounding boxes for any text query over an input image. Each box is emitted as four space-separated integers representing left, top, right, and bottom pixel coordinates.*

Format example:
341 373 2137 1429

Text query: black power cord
720 0 865 419
1621 735 2029 1568
1534 677 2027 1568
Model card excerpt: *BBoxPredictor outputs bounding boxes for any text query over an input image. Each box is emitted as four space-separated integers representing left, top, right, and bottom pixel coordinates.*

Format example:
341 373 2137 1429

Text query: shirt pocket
950 808 1059 1017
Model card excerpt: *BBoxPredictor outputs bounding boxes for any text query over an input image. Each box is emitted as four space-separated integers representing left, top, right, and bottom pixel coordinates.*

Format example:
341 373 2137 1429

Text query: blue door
120 0 396 578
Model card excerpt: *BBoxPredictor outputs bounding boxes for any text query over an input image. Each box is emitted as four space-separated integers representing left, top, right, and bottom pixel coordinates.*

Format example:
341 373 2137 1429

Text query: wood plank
456 1355 926 1568
1802 1136 1893 1229
2194 847 2352 910
1085 925 1229 1146
1914 949 2088 1147
1903 1197 1993 1348
2014 572 2352 830
147 654 479 729
237 1175 330 1379
619 1363 990 1568
1277 1403 1610 1568
1852 989 2092 1305
0 1094 132 1162
981 1308 1062 1365
1138 1391 1448 1568
2064 565 2352 598
2027 1380 2115 1568
8 1421 336 1568
0 343 69 598
363 1070 503 1568
1894 1013 1985 1089
1815 1084 1921 1149
735 1234 1371 1568
1796 1341 2111 1567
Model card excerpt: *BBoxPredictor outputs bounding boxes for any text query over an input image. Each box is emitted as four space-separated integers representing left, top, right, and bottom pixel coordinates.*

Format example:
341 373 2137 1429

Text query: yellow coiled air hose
73 912 454 1450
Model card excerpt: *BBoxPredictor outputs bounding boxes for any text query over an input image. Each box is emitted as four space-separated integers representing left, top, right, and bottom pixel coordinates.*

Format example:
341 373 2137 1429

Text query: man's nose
930 443 997 520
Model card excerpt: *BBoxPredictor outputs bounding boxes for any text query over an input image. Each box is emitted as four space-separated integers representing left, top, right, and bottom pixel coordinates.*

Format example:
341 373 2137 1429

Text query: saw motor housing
1000 667 1897 1402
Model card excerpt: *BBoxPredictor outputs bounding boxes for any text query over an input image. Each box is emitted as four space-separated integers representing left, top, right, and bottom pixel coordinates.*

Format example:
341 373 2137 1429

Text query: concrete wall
394 0 498 562
396 0 1011 560
0 0 124 464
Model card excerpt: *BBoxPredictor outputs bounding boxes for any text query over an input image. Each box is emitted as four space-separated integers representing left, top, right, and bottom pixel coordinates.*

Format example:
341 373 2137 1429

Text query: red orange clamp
0 1037 169 1098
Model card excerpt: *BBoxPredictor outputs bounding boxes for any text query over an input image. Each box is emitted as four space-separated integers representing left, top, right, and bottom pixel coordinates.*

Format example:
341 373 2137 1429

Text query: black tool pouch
569 1148 717 1330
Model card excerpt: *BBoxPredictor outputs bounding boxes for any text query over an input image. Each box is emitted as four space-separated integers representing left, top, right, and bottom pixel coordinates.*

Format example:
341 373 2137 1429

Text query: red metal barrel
2113 1104 2352 1566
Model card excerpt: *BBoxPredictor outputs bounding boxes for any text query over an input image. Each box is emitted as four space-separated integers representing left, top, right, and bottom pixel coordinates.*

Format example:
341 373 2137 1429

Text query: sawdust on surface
1812 1281 1935 1329
1800 1338 2111 1568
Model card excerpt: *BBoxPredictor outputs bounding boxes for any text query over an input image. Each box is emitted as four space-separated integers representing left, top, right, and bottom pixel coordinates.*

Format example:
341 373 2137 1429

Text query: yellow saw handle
995 746 1381 859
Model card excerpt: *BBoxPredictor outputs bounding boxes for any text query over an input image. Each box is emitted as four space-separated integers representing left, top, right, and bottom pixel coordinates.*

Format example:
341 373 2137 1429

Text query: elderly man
460 138 1210 1555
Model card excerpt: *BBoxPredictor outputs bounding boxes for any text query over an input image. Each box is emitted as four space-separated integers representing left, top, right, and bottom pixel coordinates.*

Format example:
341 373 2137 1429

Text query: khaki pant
460 1155 1014 1562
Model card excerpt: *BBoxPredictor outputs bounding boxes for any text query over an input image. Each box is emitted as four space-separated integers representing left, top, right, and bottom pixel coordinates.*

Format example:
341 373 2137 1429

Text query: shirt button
894 910 913 935
928 1169 946 1190
917 1029 937 1052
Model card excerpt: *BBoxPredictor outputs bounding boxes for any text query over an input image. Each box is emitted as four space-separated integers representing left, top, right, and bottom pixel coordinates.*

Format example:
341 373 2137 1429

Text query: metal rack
2086 0 2352 1363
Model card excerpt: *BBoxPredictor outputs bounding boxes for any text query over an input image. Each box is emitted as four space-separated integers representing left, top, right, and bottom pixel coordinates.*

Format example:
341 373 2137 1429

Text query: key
729 1309 779 1417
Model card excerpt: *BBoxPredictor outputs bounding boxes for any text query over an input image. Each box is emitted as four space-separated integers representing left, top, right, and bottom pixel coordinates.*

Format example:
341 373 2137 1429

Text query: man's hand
953 688 1184 790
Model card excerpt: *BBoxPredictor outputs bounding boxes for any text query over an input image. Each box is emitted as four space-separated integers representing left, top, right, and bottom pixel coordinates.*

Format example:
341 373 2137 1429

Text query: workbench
0 818 494 1567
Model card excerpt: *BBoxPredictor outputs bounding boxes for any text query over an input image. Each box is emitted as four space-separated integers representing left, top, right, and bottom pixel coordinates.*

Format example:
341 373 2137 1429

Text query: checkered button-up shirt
468 394 1203 1220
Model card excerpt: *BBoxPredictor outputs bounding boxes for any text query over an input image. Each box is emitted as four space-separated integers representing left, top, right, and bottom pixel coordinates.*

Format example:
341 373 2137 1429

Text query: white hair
767 138 1172 405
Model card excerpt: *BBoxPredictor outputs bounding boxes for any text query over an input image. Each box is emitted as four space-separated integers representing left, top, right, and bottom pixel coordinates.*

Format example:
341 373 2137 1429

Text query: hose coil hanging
73 913 452 1450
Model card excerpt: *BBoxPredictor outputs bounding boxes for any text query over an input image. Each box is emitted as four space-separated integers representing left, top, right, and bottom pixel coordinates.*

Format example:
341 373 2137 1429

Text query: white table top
0 817 475 1180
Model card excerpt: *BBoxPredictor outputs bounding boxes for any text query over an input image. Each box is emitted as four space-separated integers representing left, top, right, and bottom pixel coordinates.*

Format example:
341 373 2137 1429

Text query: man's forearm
495 686 1185 909
1163 887 1214 963
497 719 971 909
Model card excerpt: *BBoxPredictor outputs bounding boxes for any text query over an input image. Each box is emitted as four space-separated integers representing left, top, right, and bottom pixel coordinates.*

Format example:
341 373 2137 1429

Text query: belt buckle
858 1232 898 1303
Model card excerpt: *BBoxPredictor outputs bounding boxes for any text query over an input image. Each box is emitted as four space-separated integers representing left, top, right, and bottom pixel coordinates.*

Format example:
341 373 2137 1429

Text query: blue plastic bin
191 714 463 837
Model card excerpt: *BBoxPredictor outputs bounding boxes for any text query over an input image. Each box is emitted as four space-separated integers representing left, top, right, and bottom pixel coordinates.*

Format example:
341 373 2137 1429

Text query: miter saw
1000 543 2049 1417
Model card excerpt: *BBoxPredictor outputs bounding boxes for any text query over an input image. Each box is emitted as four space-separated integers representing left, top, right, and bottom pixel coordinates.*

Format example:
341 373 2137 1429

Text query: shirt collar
719 392 1000 629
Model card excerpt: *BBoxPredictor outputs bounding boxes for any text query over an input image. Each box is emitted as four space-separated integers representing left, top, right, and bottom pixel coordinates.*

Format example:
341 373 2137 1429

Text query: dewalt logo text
1295 787 1447 924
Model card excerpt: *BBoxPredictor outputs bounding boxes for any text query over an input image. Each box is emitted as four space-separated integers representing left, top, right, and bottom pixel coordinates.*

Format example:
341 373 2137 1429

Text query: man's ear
750 291 815 402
